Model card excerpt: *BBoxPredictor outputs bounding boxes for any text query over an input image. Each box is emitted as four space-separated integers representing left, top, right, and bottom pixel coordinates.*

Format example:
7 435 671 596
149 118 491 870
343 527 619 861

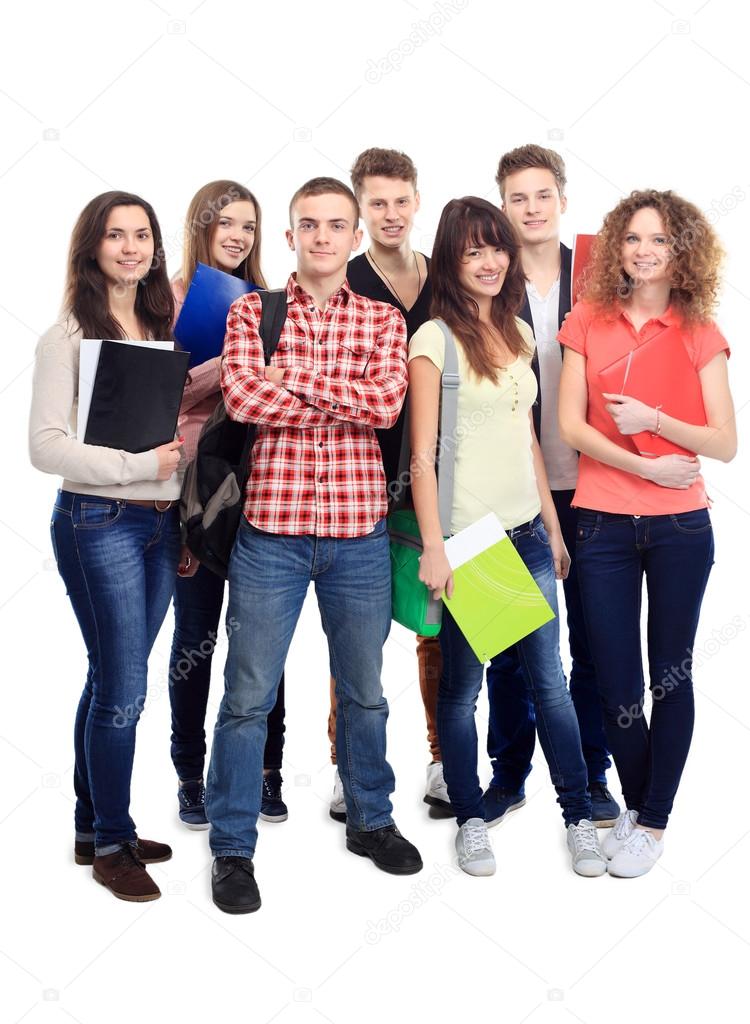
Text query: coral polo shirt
558 301 730 515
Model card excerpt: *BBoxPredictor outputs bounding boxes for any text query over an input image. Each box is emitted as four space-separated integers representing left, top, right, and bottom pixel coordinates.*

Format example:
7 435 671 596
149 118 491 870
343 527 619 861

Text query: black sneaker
346 824 423 875
589 781 621 828
178 779 209 830
211 857 261 914
260 770 288 823
482 786 526 828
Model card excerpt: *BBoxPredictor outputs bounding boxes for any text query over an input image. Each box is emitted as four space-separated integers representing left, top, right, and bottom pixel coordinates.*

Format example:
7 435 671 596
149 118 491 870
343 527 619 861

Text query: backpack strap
237 288 289 486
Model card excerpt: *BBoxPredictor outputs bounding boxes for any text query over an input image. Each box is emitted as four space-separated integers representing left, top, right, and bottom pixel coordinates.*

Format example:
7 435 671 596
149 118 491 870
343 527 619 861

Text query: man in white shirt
484 144 620 828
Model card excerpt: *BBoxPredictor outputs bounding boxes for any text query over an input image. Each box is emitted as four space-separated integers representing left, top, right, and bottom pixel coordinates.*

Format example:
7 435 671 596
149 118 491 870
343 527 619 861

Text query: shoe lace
463 823 491 856
571 821 600 853
621 830 656 857
613 810 636 840
179 781 206 809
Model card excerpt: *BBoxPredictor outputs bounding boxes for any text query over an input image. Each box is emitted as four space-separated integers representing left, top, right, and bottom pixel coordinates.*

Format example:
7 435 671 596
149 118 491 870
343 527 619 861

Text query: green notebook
443 514 555 663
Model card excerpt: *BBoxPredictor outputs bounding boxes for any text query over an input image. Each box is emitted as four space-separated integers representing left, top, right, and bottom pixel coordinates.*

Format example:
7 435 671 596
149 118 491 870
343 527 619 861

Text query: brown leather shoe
92 846 161 902
75 837 172 866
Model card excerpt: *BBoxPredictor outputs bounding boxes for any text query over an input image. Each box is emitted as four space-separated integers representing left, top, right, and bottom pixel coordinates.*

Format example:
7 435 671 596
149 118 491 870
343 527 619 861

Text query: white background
2 1 749 1021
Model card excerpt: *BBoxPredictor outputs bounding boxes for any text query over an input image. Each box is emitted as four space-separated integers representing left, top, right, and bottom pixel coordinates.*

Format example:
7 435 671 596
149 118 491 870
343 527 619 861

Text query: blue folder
174 263 258 368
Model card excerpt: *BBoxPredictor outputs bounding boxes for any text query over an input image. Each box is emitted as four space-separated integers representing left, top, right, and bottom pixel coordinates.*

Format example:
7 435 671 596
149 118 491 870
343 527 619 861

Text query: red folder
597 327 706 457
572 234 596 304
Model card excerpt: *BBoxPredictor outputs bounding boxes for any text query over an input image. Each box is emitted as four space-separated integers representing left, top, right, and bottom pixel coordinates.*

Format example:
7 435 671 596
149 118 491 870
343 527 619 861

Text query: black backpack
180 288 287 578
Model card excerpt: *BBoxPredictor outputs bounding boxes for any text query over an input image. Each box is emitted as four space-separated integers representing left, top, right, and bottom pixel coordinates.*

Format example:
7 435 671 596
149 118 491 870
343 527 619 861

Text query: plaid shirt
221 275 408 537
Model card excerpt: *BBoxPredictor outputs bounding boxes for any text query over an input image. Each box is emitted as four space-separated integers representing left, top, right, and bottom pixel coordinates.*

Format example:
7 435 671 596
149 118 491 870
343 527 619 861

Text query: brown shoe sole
93 869 161 902
76 850 172 866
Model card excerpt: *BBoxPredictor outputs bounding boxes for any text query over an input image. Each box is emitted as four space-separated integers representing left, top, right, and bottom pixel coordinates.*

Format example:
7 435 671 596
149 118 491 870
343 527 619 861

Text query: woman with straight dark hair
558 190 736 876
408 197 605 877
169 181 288 829
30 191 183 903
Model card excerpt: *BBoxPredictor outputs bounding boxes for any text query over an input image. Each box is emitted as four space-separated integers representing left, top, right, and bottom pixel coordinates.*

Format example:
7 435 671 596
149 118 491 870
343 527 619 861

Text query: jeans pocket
575 512 600 546
74 500 123 530
669 509 712 534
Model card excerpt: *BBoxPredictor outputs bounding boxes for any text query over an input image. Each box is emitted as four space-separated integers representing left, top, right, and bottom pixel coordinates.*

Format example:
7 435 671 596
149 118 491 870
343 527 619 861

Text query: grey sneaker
567 819 608 877
455 818 496 876
329 769 346 823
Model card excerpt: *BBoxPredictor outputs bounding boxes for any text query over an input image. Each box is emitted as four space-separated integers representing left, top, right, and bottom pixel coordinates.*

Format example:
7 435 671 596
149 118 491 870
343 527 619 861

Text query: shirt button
332 403 338 410
319 475 326 482
318 441 324 448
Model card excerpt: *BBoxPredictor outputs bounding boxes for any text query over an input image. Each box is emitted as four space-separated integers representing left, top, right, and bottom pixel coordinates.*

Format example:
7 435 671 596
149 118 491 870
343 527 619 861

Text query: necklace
367 249 421 310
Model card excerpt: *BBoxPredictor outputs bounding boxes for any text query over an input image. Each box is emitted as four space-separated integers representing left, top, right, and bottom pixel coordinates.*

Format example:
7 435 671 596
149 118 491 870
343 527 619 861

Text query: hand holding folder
443 514 555 663
597 326 706 457
79 339 189 453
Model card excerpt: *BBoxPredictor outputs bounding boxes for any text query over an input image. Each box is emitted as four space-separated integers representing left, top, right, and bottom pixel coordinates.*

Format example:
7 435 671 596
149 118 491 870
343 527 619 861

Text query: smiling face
358 175 419 248
209 200 257 272
501 167 566 246
95 205 154 288
621 206 672 286
286 192 362 281
458 241 511 306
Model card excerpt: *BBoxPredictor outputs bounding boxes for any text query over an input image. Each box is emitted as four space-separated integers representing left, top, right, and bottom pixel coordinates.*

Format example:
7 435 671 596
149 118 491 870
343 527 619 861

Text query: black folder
83 340 190 453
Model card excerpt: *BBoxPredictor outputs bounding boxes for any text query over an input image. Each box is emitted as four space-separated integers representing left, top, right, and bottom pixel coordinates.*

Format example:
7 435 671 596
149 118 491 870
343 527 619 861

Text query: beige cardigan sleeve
29 319 160 486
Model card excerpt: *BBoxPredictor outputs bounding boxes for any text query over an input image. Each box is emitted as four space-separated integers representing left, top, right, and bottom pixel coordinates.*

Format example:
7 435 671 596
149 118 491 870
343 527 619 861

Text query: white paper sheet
444 513 507 571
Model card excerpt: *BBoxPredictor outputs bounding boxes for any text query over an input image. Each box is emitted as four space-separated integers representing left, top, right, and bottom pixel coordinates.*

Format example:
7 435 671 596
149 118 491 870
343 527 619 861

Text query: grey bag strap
392 319 460 536
433 318 460 537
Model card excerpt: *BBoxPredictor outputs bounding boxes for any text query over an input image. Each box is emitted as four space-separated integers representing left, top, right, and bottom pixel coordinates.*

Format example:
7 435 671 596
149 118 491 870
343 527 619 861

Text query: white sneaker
567 819 608 877
608 829 664 878
329 769 346 823
423 761 453 815
455 818 496 876
601 809 639 860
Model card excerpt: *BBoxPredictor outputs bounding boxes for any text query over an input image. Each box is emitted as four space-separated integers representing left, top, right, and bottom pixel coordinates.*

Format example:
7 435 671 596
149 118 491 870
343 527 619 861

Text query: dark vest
519 242 572 442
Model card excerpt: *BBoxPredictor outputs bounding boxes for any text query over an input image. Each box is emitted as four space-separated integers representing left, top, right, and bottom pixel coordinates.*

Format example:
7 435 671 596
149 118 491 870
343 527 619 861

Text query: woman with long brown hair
558 189 736 877
409 197 605 878
167 181 288 829
30 191 183 902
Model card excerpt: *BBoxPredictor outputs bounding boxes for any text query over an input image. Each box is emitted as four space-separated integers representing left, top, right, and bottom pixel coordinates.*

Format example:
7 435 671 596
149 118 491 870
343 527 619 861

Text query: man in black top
484 144 620 828
326 148 451 820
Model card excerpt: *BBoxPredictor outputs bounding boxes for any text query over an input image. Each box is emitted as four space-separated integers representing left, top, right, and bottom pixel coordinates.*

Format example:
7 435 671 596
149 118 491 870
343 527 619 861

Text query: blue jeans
438 515 591 827
50 490 180 852
206 516 395 859
486 490 611 791
575 508 714 829
169 564 286 781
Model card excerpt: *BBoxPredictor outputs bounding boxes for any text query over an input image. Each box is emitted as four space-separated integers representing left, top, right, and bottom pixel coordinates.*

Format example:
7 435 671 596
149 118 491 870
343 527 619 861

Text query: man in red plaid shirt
205 178 424 914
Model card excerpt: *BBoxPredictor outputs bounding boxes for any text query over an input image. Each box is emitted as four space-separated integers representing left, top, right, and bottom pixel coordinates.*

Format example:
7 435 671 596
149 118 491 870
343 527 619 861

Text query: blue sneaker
483 786 526 828
260 770 288 823
178 779 209 830
589 781 620 828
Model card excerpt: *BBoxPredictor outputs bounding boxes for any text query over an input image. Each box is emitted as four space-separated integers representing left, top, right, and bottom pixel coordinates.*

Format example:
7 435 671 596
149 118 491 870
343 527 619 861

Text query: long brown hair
181 180 267 289
64 191 174 341
583 189 724 325
430 197 529 382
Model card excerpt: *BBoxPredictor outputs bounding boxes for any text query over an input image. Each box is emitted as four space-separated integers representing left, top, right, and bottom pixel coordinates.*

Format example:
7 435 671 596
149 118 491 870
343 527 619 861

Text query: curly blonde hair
583 189 724 324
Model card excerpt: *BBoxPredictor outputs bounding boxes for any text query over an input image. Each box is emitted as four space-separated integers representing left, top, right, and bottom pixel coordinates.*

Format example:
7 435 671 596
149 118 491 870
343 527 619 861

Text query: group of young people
29 143 736 914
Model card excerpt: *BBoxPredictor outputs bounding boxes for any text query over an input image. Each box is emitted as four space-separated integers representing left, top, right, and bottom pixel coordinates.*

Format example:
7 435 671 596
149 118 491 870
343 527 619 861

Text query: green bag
389 508 442 636
388 320 459 636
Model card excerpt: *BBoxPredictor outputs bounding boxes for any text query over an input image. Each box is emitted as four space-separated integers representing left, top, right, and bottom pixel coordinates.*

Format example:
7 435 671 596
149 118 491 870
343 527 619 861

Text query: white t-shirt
527 279 579 491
